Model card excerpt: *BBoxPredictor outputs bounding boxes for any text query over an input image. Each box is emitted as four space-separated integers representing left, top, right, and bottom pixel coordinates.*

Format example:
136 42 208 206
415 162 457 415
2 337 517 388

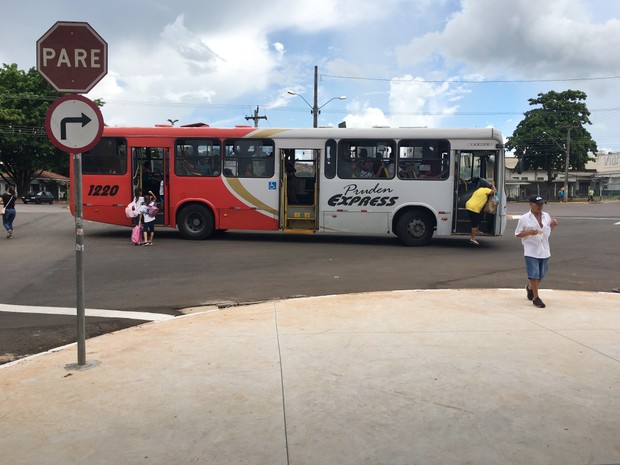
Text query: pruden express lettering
328 183 399 207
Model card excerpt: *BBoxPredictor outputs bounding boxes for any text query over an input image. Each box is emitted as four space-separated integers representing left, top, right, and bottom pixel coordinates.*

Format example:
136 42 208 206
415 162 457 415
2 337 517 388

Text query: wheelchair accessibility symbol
268 181 277 190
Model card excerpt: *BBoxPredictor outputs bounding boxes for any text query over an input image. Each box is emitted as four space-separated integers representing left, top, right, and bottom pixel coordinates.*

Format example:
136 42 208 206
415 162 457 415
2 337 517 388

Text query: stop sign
36 21 107 93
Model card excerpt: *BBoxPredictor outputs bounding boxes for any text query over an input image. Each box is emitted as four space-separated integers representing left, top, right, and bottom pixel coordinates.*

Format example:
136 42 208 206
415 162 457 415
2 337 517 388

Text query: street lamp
287 91 346 127
287 66 346 127
563 122 580 200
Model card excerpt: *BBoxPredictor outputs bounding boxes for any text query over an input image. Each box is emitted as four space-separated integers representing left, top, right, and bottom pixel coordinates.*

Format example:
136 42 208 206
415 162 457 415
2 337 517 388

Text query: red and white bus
70 125 506 245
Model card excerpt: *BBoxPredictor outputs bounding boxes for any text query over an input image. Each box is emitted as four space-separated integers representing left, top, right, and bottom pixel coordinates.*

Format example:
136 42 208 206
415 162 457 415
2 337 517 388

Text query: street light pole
543 123 579 201
287 66 346 127
313 65 319 128
563 125 575 200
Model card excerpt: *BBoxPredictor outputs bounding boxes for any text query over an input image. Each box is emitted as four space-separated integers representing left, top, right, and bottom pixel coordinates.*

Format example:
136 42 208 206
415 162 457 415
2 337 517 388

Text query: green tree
0 63 65 195
506 90 598 184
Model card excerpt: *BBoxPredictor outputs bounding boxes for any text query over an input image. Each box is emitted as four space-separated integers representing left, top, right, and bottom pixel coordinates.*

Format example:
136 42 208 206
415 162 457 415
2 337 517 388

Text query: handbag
131 216 142 245
483 195 499 214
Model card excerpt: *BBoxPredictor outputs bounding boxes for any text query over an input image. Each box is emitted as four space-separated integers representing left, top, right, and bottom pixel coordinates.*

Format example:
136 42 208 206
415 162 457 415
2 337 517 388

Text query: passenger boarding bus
71 126 506 246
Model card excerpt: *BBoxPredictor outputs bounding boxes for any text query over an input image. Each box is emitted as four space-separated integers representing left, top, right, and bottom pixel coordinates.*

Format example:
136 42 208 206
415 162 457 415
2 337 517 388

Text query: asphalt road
1 200 619 363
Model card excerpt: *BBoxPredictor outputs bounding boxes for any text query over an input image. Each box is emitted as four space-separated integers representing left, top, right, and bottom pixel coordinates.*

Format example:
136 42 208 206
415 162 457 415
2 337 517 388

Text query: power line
321 74 620 84
3 91 620 116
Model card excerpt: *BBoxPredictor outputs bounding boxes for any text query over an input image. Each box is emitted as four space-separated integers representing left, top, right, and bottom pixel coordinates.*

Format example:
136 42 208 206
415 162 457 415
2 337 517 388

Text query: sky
2 0 620 152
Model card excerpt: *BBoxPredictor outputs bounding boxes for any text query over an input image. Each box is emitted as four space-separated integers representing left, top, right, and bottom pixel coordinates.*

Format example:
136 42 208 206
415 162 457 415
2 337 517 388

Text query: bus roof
101 126 504 143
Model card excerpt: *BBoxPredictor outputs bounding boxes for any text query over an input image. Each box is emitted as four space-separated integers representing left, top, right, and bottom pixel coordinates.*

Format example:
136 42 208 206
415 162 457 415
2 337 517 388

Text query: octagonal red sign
36 21 108 93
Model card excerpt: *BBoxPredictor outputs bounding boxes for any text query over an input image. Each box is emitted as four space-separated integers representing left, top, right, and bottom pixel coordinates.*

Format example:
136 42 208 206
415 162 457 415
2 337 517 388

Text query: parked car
20 192 36 203
21 191 54 204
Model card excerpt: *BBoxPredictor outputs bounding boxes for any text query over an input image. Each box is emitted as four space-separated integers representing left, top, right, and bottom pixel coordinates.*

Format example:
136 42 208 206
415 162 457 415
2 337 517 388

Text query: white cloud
396 0 620 77
273 42 285 58
88 12 289 125
392 76 465 125
344 105 390 128
341 75 469 129
161 15 222 69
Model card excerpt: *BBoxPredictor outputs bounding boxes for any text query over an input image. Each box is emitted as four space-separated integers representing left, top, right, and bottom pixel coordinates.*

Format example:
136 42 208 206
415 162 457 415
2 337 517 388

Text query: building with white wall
593 152 620 195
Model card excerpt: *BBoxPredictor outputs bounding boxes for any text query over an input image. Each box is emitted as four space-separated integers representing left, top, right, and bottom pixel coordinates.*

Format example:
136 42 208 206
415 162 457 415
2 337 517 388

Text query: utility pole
563 123 579 200
313 65 318 128
245 106 267 127
287 65 346 128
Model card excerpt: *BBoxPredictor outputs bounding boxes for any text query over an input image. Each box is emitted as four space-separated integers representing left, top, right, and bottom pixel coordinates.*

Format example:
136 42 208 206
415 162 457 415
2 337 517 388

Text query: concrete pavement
1 289 619 465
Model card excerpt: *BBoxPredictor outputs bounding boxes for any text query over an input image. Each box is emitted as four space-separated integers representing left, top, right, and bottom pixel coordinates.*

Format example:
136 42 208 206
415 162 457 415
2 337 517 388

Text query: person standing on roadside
1 186 17 239
515 195 558 308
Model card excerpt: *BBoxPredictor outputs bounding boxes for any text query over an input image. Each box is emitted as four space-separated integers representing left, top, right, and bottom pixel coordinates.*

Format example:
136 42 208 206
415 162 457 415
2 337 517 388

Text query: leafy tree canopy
506 90 598 183
0 63 66 195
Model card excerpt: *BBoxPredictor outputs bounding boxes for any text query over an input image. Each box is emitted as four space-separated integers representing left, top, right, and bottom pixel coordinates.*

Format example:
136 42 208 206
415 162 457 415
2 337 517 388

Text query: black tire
177 204 215 240
395 210 434 246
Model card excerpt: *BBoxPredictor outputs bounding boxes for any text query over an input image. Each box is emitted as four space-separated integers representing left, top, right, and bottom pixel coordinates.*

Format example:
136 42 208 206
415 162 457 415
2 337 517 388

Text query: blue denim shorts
525 256 549 280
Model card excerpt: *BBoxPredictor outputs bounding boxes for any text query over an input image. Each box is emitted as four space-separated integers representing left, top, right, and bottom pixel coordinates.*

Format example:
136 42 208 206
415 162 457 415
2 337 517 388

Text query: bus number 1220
87 184 120 196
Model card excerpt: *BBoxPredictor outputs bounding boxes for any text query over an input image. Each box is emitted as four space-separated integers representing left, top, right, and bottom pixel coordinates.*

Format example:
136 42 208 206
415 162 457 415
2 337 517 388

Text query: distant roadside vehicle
21 191 54 204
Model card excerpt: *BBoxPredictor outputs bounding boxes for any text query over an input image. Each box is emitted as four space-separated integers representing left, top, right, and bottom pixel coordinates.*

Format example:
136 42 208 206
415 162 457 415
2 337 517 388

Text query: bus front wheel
178 204 215 240
395 210 433 246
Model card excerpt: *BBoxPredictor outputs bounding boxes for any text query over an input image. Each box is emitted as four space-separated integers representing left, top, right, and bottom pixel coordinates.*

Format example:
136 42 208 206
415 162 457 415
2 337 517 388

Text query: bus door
453 149 500 235
131 146 168 224
280 148 319 232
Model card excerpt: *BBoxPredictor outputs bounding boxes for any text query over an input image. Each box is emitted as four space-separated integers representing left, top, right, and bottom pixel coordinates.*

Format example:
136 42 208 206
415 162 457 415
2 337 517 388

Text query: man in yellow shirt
465 179 496 245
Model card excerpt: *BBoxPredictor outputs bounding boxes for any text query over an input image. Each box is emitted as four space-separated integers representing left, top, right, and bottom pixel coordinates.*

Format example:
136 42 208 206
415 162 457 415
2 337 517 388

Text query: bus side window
337 140 395 179
83 138 127 175
397 139 450 180
224 139 274 178
175 139 221 176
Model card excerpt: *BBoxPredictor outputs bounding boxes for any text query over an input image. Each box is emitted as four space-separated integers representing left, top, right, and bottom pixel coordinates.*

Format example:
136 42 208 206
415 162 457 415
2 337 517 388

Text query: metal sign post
43 95 104 366
74 153 86 365
38 22 108 366
38 21 107 367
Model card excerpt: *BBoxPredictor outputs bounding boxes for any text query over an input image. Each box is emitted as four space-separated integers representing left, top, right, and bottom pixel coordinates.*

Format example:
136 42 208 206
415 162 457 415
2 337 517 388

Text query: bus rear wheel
178 204 215 240
395 210 433 246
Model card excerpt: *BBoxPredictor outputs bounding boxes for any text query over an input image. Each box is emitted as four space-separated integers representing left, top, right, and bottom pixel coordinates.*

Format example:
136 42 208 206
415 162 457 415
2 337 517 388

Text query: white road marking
0 303 173 321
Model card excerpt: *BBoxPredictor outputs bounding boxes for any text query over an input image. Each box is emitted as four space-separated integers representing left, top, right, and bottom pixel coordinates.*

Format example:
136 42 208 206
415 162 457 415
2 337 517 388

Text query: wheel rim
407 217 427 239
187 213 205 233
